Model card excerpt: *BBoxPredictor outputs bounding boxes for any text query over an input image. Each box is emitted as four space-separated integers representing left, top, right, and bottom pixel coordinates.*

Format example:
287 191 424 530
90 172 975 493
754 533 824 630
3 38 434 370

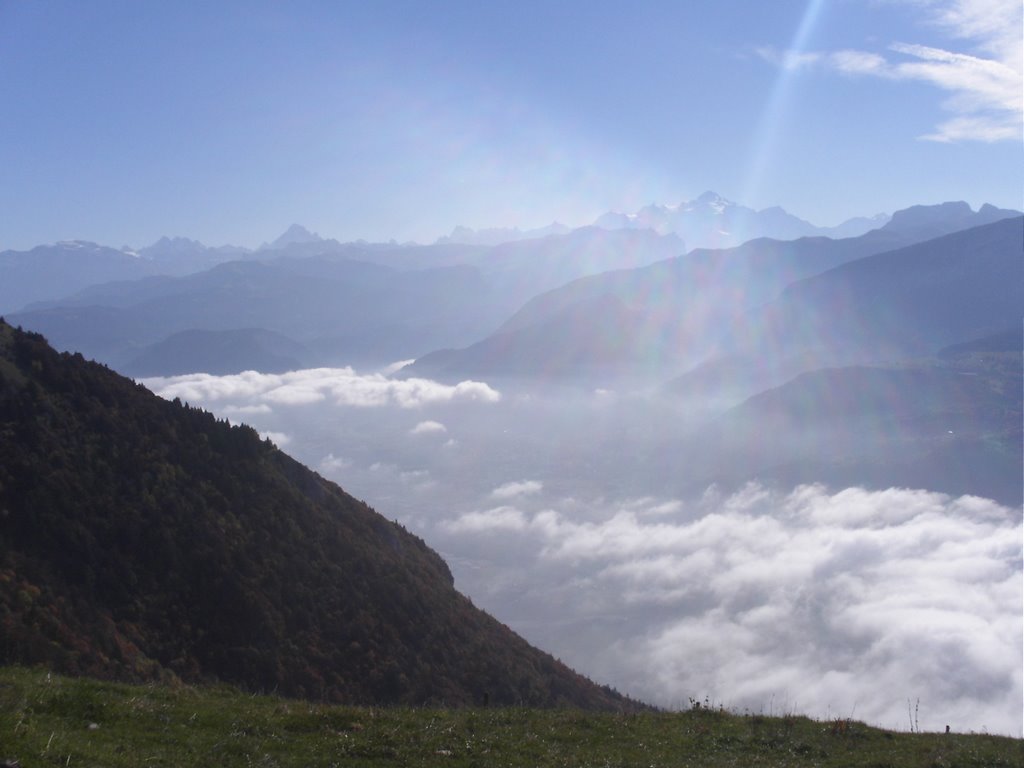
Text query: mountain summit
594 191 888 248
262 223 324 250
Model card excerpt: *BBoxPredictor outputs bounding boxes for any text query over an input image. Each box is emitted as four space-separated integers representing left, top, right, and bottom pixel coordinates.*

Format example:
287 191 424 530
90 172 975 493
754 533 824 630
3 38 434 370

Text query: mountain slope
406 205 1020 382
6 229 681 375
409 294 659 380
0 320 631 709
743 215 1024 360
698 351 1022 506
121 327 312 376
8 258 505 371
0 241 157 314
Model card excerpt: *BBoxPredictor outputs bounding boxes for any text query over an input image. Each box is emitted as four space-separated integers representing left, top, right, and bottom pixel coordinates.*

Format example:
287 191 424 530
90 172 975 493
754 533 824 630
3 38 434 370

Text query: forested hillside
0 320 631 709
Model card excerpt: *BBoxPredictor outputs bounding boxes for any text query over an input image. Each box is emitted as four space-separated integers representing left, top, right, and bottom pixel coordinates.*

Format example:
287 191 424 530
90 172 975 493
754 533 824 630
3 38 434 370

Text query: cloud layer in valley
439 483 1022 735
138 368 1021 735
141 368 501 410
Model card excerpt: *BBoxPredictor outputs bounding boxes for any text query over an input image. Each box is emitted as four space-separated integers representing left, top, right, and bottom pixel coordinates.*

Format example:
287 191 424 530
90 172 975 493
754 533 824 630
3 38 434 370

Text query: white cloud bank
141 367 501 410
759 0 1022 142
441 483 1022 734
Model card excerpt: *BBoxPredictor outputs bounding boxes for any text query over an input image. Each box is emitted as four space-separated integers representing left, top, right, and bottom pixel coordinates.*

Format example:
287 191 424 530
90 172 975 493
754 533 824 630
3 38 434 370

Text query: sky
1 0 1021 249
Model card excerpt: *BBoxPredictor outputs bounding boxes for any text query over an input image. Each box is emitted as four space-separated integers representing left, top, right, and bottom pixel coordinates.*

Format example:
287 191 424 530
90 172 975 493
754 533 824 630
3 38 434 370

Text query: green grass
0 667 1020 767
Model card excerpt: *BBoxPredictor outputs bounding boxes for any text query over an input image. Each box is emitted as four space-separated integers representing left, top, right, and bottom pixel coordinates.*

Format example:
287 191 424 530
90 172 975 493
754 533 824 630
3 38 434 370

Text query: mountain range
6 199 1015 381
0 191 880 316
405 204 1021 383
4 228 683 374
592 190 891 249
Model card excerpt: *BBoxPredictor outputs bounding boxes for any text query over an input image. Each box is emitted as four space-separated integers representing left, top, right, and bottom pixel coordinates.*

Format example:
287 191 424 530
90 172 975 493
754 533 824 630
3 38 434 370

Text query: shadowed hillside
0 320 633 710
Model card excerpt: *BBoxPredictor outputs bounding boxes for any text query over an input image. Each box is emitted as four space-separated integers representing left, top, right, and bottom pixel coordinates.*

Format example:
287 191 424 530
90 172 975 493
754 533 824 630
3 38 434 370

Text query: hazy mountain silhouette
878 201 1017 240
697 344 1022 506
406 205 1020 382
7 229 682 375
406 294 658 380
0 241 157 314
261 223 324 250
122 328 312 377
593 190 891 248
137 237 250 276
5 202 1017 378
437 221 570 246
8 258 505 372
741 216 1024 362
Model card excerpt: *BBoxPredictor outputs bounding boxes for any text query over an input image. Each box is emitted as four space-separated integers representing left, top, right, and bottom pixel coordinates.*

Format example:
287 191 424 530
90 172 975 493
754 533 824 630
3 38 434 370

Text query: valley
4 1 1023 759
7 203 1015 733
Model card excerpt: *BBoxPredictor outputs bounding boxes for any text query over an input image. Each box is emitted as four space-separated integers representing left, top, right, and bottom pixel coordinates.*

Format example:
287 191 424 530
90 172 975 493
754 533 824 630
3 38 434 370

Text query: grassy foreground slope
1 668 1020 768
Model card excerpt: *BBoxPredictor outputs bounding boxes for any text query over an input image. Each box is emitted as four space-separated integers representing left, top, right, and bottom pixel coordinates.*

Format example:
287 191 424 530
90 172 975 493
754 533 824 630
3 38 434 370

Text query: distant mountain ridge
691 330 1023 506
0 241 157 315
0 193 897 315
260 223 324 250
437 222 570 246
0 319 634 709
405 208 1022 382
5 228 684 374
592 190 892 249
4 200 1018 376
743 215 1024 360
121 328 312 377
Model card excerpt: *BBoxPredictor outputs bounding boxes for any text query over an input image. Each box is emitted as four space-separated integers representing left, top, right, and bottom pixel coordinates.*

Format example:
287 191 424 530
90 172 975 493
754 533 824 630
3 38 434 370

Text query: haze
3 0 1021 739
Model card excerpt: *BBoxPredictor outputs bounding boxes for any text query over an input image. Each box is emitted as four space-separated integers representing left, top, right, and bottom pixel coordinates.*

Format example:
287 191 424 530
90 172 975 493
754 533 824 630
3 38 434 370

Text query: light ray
740 0 828 217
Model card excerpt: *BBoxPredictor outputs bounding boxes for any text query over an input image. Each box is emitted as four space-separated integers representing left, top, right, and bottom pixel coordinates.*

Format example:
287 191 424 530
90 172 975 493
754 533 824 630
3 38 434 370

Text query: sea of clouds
438 482 1021 734
142 367 1023 735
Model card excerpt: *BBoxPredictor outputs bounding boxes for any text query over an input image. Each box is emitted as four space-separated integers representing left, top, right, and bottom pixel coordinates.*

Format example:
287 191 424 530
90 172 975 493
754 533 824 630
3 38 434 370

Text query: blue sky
1 0 1020 249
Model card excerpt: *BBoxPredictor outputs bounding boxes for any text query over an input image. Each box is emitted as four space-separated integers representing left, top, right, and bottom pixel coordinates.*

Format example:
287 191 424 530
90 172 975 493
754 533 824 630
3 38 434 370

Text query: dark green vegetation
0 320 629 709
1 668 1020 768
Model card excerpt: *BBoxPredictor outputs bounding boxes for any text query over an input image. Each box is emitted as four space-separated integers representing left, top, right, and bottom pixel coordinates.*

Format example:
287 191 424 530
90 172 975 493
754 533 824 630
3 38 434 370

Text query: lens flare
741 0 827 215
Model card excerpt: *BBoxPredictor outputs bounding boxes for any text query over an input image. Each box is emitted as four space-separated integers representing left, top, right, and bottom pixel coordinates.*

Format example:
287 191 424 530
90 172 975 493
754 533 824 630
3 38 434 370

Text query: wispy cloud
410 420 448 435
222 403 273 416
760 0 1022 141
380 359 416 376
829 49 888 76
755 46 822 71
318 452 351 473
490 480 544 500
